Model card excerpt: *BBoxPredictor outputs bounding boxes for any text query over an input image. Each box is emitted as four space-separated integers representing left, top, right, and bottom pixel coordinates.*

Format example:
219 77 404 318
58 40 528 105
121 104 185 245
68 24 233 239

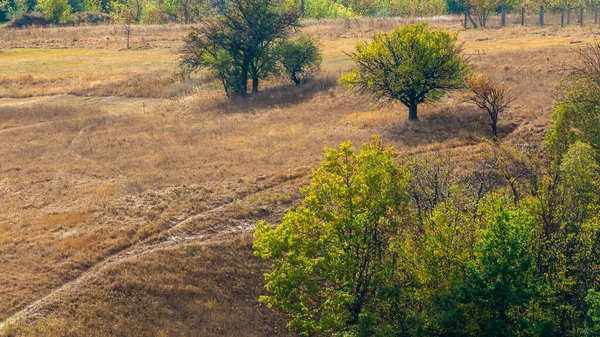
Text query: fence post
540 5 545 26
522 7 525 26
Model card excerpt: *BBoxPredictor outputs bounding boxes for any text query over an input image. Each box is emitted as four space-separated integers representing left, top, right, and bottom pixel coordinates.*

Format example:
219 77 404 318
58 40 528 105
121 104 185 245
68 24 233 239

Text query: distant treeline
4 0 600 26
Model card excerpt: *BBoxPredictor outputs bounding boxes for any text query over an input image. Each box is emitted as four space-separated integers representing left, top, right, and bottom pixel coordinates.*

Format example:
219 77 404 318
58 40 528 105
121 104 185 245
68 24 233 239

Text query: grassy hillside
0 16 597 336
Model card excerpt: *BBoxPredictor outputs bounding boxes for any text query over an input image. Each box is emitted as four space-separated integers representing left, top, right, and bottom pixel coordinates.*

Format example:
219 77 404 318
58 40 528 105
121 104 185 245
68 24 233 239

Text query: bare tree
462 73 515 141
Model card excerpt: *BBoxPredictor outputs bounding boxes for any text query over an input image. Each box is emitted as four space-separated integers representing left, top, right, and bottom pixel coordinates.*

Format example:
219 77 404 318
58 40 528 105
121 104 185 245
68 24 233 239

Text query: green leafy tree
455 204 540 337
37 0 71 22
277 34 322 85
180 0 299 97
253 136 409 336
340 24 469 121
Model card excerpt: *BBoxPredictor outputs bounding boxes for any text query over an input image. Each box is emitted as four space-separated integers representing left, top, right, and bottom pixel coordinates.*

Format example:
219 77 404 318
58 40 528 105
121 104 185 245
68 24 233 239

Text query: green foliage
277 34 322 85
82 0 101 12
388 0 446 16
584 290 600 336
340 24 469 121
458 204 539 337
303 0 356 17
254 136 409 336
37 0 72 22
547 42 600 165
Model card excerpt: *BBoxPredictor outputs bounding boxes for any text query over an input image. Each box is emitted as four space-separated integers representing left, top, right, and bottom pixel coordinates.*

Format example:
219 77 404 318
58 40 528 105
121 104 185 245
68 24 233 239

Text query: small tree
340 24 469 121
277 34 322 85
253 136 409 336
463 73 515 141
111 1 135 49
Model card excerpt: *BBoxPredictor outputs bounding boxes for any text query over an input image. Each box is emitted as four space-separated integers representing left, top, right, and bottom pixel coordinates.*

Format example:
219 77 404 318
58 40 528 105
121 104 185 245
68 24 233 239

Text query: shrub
5 12 52 27
277 35 322 85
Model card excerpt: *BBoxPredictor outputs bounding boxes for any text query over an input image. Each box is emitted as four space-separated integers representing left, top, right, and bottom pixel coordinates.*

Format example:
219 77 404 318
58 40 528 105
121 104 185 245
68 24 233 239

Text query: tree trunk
580 7 584 26
239 56 250 97
464 11 468 29
491 121 498 141
561 9 565 27
483 9 487 27
540 5 545 26
501 6 506 26
291 74 301 85
408 104 418 121
252 76 259 93
567 5 571 24
467 11 478 28
300 0 305 17
595 4 598 24
521 7 525 26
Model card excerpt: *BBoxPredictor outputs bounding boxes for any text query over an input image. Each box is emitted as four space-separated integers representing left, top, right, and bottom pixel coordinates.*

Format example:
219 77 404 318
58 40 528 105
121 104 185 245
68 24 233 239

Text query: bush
5 12 52 27
277 35 322 85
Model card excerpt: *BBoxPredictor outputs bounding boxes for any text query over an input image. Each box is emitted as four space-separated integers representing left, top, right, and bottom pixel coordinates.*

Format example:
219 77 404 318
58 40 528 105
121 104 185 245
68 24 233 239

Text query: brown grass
0 18 598 336
3 234 297 337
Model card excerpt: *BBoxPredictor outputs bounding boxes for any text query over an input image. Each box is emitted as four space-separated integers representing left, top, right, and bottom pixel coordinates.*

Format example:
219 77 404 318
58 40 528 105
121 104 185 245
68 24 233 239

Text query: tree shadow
210 75 338 113
385 104 518 148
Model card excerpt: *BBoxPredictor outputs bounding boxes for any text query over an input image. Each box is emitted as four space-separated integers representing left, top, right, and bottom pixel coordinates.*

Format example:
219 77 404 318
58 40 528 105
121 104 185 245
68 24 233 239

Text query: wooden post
521 7 525 26
580 7 584 26
501 5 506 26
540 5 545 26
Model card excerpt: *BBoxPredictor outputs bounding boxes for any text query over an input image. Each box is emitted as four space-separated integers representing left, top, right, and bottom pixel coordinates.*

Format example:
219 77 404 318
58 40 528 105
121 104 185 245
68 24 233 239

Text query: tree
340 24 469 121
455 204 539 337
253 136 410 336
462 73 515 141
38 0 72 23
179 0 299 97
277 34 322 85
111 1 135 48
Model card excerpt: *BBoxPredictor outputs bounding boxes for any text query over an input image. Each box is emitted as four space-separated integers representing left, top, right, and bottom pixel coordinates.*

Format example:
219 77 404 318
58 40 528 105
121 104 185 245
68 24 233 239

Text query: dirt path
0 173 304 334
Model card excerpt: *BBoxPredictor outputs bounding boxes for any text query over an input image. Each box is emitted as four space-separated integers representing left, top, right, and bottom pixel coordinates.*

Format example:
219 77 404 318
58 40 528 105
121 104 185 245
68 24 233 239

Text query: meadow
0 16 597 335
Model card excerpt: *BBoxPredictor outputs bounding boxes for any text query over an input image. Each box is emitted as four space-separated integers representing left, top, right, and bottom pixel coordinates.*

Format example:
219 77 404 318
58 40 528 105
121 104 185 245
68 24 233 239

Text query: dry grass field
0 16 598 336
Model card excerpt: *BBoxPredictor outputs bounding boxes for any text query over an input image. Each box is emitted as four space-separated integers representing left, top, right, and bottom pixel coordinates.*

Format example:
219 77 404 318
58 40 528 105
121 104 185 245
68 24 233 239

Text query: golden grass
0 18 597 336
2 234 296 337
